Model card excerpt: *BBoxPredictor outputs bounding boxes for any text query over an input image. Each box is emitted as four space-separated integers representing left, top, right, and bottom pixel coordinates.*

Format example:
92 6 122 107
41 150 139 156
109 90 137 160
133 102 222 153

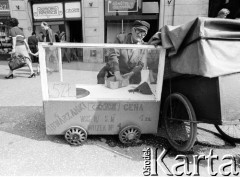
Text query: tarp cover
161 17 240 77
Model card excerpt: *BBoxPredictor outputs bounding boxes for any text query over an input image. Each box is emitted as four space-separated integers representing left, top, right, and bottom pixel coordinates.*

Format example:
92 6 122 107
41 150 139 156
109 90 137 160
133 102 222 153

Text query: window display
0 23 11 53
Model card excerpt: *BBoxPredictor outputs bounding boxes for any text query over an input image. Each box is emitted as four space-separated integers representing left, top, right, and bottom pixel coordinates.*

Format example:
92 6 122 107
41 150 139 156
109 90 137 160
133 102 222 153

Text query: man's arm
107 34 125 81
48 29 54 43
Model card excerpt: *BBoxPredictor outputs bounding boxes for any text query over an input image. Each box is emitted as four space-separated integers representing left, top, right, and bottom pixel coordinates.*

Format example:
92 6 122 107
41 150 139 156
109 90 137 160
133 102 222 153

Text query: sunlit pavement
0 60 239 176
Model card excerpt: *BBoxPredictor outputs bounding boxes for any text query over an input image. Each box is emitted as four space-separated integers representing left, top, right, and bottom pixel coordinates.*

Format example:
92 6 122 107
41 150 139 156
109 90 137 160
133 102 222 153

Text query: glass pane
41 44 162 101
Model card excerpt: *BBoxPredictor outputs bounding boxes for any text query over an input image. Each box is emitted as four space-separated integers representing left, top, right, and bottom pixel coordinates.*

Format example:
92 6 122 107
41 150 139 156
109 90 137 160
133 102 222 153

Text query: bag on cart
8 53 28 70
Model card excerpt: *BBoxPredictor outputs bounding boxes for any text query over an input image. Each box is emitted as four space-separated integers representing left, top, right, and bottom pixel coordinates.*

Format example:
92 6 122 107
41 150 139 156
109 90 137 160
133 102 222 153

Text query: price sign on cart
48 82 76 98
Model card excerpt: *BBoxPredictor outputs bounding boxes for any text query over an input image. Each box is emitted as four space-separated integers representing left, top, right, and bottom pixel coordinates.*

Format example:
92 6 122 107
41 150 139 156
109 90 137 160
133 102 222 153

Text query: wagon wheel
65 126 87 146
163 93 197 152
119 125 141 144
215 124 240 143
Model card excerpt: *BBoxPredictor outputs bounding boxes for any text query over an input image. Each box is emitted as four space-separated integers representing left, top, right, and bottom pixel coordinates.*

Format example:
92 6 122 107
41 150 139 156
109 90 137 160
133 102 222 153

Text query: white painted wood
40 42 162 50
58 47 63 82
44 101 160 135
156 49 166 101
75 84 157 101
39 43 49 101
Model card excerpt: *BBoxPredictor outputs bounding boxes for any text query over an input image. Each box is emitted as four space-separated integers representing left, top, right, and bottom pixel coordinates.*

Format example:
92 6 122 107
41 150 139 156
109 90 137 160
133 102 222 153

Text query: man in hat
97 20 150 84
217 8 230 18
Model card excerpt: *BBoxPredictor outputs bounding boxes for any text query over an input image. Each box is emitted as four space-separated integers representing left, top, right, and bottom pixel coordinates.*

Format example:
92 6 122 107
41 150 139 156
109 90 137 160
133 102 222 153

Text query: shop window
0 23 11 54
104 0 160 43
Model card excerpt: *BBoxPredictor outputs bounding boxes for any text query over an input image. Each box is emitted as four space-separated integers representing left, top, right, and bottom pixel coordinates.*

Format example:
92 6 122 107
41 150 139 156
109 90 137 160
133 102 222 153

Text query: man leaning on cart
97 20 150 84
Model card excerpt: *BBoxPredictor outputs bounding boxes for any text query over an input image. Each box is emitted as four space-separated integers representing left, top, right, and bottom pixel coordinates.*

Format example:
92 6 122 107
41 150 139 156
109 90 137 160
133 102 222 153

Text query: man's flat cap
133 20 150 31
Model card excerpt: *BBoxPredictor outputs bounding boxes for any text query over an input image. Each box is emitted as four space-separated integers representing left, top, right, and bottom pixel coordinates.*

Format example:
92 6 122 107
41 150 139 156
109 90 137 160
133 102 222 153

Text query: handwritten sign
65 2 81 18
33 3 63 19
48 82 76 98
108 0 138 12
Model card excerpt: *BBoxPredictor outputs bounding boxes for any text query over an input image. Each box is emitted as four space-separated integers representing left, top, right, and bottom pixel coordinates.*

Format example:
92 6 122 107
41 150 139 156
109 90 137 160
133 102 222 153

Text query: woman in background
5 18 35 79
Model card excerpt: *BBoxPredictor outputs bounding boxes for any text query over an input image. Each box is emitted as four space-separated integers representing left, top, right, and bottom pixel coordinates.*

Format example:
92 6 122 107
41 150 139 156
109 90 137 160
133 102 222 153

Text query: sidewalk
0 61 104 106
0 61 42 106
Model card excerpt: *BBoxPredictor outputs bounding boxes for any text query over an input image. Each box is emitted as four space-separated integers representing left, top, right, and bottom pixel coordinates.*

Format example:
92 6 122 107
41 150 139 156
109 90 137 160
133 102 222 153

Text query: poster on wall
108 0 138 13
65 2 81 18
33 3 63 19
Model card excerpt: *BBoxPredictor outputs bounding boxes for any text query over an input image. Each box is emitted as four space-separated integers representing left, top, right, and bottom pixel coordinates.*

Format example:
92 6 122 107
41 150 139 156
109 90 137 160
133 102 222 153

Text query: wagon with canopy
160 17 240 151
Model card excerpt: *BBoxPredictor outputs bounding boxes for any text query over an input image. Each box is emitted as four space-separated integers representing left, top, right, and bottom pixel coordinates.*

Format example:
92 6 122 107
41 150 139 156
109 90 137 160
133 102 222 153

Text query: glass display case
39 42 166 145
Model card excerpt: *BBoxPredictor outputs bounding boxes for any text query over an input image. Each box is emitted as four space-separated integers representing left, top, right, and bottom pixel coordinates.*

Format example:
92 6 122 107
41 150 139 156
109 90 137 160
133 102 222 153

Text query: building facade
1 0 211 62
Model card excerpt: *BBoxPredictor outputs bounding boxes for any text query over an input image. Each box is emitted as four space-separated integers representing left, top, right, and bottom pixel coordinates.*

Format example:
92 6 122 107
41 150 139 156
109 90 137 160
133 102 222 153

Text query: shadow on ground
0 106 239 165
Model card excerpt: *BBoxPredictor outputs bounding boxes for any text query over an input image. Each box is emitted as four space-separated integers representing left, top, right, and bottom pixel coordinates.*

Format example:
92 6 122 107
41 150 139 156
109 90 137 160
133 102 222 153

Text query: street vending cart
39 42 166 146
160 17 240 151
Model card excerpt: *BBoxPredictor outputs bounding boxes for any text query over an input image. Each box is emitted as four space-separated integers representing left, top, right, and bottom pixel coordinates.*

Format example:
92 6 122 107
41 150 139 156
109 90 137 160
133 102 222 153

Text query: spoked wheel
215 124 240 143
65 126 87 146
119 125 141 144
163 93 197 152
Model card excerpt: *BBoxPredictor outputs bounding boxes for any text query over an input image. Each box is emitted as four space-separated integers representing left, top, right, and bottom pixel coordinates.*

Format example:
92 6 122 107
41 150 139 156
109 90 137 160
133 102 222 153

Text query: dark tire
65 126 87 146
119 125 141 144
163 93 197 151
215 124 240 143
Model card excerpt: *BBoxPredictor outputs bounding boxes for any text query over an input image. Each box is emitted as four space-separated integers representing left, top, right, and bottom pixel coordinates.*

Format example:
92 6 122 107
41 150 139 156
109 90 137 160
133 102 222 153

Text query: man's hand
114 71 123 81
122 72 134 80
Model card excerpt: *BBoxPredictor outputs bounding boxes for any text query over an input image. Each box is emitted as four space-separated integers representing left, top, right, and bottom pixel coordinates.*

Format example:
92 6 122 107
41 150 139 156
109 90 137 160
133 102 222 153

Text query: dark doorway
69 20 82 42
67 20 83 62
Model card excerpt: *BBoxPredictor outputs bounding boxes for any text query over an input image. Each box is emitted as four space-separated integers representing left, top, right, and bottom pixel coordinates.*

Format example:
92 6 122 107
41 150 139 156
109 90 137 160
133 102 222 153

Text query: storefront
104 0 160 43
0 0 12 55
30 0 83 61
26 0 210 63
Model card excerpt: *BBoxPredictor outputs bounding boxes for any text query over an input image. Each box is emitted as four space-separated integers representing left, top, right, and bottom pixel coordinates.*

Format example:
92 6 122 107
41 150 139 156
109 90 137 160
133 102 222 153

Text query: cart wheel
119 125 141 144
65 126 87 146
215 124 240 143
163 93 197 152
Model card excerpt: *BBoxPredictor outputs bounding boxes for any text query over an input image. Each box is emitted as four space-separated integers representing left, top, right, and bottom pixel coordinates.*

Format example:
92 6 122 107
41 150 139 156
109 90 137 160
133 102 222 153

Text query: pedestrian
55 31 60 42
5 18 35 79
97 20 150 84
59 31 71 63
28 32 38 63
40 22 58 72
217 8 230 18
37 32 45 42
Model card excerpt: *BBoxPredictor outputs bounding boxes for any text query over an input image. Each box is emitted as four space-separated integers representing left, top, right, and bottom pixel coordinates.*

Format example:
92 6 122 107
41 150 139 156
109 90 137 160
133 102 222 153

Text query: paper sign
33 3 63 19
48 82 76 98
108 0 138 12
65 2 81 18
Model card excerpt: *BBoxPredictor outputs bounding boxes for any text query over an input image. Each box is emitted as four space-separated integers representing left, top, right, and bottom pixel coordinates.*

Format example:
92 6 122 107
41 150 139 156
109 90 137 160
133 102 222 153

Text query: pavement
0 60 239 176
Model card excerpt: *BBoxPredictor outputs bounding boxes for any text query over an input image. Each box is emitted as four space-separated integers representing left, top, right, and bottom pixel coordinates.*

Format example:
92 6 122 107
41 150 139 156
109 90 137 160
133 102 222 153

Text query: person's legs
25 58 35 78
5 69 13 79
16 45 35 77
